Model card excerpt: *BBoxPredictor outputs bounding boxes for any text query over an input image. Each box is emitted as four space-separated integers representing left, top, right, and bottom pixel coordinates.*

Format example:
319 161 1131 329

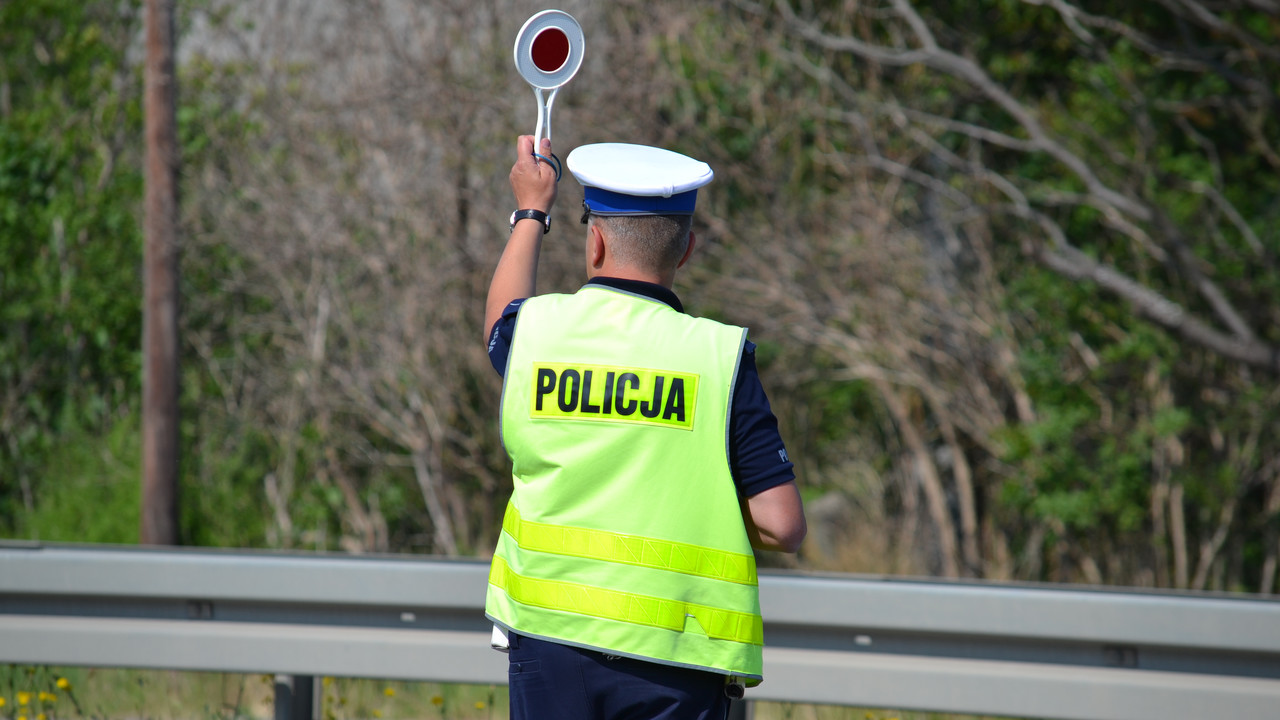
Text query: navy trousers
506 632 733 720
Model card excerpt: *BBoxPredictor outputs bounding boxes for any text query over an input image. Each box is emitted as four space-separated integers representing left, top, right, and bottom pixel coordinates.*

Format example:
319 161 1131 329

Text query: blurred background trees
1 0 1276 593
1 0 146 543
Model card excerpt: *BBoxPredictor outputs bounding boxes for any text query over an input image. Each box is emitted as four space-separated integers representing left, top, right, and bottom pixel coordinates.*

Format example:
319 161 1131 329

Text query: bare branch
777 0 1151 220
1032 230 1279 370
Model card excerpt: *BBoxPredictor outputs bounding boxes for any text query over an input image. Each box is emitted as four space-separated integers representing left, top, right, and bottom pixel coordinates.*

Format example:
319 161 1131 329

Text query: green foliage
3 0 1277 597
181 418 273 548
16 412 141 544
995 261 1185 565
0 0 275 548
0 0 145 534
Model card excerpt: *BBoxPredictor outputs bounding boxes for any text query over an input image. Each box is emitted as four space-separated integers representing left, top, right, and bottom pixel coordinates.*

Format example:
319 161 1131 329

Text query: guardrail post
274 674 317 720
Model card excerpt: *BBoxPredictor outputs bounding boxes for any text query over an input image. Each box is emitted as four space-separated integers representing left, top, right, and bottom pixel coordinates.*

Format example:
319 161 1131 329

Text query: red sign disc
531 27 570 73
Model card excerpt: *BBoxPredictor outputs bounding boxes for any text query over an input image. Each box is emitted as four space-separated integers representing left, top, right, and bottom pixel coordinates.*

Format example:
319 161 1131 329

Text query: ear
588 223 607 270
675 231 697 269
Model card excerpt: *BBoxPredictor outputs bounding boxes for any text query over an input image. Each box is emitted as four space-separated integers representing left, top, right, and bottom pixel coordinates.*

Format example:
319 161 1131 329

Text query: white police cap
567 143 714 216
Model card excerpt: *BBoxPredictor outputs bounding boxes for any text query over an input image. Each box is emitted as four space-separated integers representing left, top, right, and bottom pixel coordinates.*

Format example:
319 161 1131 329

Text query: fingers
511 135 558 212
516 135 535 161
514 136 556 180
517 136 554 169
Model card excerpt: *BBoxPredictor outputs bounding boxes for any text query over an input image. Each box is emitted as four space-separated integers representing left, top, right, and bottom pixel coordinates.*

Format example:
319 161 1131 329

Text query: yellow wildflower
38 714 47 720
383 687 395 697
430 695 444 706
18 692 31 706
38 692 56 703
474 701 486 710
371 711 382 719
18 715 27 720
0 697 6 708
55 678 71 691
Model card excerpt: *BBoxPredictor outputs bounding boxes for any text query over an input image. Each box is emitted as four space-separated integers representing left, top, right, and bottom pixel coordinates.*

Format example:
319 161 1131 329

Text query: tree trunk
1170 483 1189 589
1261 480 1280 595
141 0 180 546
877 380 960 577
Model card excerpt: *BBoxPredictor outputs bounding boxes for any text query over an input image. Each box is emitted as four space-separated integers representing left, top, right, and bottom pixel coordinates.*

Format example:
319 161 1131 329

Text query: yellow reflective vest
486 284 764 683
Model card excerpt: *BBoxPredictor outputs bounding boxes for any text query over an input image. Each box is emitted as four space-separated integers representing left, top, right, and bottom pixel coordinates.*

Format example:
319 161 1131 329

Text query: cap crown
568 143 714 216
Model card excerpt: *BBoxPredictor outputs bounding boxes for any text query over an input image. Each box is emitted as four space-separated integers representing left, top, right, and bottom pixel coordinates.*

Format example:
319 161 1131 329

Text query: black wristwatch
509 209 551 234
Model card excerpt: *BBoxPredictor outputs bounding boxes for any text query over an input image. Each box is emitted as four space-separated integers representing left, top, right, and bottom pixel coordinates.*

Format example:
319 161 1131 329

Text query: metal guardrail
2 542 1279 720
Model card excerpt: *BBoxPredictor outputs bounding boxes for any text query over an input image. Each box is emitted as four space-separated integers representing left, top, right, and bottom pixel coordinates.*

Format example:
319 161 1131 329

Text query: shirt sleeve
487 299 526 376
729 341 796 497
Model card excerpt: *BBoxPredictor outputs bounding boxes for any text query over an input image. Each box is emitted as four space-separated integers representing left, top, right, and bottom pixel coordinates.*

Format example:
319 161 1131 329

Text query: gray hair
590 214 693 274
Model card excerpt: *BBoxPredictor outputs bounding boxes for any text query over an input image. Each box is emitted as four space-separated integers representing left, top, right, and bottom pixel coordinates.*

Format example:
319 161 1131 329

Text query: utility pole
142 0 179 545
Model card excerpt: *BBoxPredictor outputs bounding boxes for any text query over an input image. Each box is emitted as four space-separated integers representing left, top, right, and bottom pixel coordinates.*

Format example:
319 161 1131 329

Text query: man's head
567 143 712 286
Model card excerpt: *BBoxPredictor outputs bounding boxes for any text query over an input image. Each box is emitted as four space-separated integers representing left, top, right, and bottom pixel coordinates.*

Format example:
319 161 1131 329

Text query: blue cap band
583 186 698 216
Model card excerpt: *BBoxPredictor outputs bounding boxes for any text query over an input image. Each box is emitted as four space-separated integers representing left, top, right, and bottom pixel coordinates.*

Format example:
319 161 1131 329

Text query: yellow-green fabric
487 285 763 682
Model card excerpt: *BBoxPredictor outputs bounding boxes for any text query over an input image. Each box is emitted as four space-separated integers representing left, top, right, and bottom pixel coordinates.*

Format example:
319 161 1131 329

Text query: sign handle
532 87 562 178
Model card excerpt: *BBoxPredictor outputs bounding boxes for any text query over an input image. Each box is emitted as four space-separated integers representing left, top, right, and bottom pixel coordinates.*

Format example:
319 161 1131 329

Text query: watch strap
511 209 551 234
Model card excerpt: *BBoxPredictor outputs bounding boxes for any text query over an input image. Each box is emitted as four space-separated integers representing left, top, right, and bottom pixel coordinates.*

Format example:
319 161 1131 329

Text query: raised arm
483 135 559 343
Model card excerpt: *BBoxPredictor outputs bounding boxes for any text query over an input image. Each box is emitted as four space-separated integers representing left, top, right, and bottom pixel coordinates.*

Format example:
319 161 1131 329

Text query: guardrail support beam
3 544 1278 720
274 674 316 720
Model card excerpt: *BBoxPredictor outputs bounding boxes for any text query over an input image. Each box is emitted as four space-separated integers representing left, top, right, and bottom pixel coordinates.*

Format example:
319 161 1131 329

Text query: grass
0 668 505 720
751 704 1016 720
0 667 1014 720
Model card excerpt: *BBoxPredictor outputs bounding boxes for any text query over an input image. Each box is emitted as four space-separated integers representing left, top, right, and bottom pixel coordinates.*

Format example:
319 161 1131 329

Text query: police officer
484 135 806 720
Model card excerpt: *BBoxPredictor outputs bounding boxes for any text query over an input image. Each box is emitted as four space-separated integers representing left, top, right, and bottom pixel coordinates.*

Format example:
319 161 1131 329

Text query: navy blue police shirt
487 276 796 498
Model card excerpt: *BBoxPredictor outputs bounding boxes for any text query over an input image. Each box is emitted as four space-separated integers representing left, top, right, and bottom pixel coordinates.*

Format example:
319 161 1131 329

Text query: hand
510 135 558 213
